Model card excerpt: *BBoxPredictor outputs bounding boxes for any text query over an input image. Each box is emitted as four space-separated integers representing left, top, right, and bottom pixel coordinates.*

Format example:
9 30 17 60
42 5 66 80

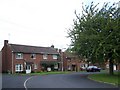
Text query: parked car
80 67 86 71
86 66 101 72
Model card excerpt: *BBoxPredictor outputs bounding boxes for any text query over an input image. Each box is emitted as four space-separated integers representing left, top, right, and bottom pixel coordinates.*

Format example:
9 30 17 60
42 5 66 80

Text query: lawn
15 71 71 76
88 71 120 86
31 71 70 75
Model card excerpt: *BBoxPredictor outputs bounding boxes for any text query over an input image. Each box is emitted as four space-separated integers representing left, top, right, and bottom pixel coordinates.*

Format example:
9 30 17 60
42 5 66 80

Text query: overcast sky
0 0 119 50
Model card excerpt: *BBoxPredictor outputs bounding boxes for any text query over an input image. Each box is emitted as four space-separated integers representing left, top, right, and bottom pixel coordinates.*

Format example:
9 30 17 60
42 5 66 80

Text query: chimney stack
51 45 54 48
4 40 8 46
59 49 62 54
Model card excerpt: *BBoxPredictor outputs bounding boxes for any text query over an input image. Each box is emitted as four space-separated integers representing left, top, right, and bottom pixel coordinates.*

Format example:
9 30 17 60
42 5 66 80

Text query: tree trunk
109 58 114 75
108 51 114 75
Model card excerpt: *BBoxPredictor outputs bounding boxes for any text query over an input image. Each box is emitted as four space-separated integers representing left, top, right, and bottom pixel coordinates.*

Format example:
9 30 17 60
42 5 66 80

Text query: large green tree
68 2 120 75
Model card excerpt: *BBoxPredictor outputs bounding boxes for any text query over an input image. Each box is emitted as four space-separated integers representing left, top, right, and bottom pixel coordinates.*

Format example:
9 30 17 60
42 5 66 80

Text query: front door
72 65 76 71
26 65 31 74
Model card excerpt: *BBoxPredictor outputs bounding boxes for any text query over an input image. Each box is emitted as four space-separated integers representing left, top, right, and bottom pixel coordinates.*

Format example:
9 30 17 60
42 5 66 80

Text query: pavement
2 72 119 89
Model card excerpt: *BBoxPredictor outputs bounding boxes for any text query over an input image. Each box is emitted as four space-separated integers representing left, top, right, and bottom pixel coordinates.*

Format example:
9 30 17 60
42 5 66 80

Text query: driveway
2 72 118 89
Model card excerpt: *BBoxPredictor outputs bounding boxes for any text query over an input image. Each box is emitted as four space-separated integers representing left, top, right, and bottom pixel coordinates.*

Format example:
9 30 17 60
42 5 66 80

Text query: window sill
16 58 23 59
31 58 36 59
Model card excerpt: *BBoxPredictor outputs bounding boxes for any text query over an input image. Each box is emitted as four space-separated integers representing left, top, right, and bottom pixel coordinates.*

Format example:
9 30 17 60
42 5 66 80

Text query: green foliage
68 2 120 65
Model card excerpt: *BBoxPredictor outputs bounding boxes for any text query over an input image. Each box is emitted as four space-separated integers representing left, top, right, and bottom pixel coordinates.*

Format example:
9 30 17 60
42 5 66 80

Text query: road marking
24 76 34 90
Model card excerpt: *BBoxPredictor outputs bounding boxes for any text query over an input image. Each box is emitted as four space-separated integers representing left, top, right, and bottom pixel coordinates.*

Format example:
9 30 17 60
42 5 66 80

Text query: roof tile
10 44 59 54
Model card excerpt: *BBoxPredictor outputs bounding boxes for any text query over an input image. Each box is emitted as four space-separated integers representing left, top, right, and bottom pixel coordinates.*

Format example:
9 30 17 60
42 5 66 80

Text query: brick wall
2 40 12 73
13 53 59 73
117 64 120 70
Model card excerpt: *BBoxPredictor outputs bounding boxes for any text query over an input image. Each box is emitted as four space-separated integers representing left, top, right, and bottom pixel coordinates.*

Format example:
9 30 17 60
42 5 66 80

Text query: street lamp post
61 53 63 72
60 48 66 72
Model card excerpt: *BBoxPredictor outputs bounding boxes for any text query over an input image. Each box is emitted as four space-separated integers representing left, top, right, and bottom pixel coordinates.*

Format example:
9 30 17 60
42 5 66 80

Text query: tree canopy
68 2 120 74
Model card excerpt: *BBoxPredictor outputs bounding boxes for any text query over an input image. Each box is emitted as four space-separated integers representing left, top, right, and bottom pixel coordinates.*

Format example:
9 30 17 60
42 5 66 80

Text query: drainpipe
61 52 63 72
12 51 14 74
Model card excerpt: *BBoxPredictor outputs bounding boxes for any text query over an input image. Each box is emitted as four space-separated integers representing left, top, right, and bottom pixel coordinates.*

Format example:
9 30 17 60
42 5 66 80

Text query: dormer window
31 54 36 59
16 53 23 59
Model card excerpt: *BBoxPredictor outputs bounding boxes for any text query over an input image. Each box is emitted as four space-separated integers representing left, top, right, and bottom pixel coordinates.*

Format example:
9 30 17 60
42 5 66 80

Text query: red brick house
2 40 61 74
62 52 88 71
105 60 120 71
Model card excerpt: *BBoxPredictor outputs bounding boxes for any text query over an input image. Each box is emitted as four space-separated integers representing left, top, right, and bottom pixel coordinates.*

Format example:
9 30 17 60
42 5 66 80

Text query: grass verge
15 71 70 76
88 71 120 86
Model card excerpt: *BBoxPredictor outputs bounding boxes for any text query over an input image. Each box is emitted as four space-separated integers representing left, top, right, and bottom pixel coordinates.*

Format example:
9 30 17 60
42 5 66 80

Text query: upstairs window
53 55 58 59
16 53 23 59
31 54 36 59
43 54 47 59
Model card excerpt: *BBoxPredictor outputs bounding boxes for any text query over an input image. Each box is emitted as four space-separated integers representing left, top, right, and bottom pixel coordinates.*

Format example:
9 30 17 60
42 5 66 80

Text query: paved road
26 72 117 88
2 74 30 88
2 72 118 89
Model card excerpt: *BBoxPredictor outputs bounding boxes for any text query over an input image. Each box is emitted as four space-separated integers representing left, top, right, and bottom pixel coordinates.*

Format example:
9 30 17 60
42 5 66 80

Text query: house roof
64 52 78 60
10 44 59 54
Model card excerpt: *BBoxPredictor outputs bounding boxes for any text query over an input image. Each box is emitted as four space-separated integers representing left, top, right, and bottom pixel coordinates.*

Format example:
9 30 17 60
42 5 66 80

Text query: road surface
2 72 118 89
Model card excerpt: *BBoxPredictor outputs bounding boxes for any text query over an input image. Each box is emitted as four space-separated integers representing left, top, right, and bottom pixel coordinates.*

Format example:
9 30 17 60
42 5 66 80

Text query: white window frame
34 64 38 69
16 53 23 59
15 64 23 72
53 55 58 59
31 54 36 59
43 54 48 59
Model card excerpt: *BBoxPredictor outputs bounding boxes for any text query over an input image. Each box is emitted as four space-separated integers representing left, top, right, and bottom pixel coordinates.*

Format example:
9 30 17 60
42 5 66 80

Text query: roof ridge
10 44 58 54
10 44 50 48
